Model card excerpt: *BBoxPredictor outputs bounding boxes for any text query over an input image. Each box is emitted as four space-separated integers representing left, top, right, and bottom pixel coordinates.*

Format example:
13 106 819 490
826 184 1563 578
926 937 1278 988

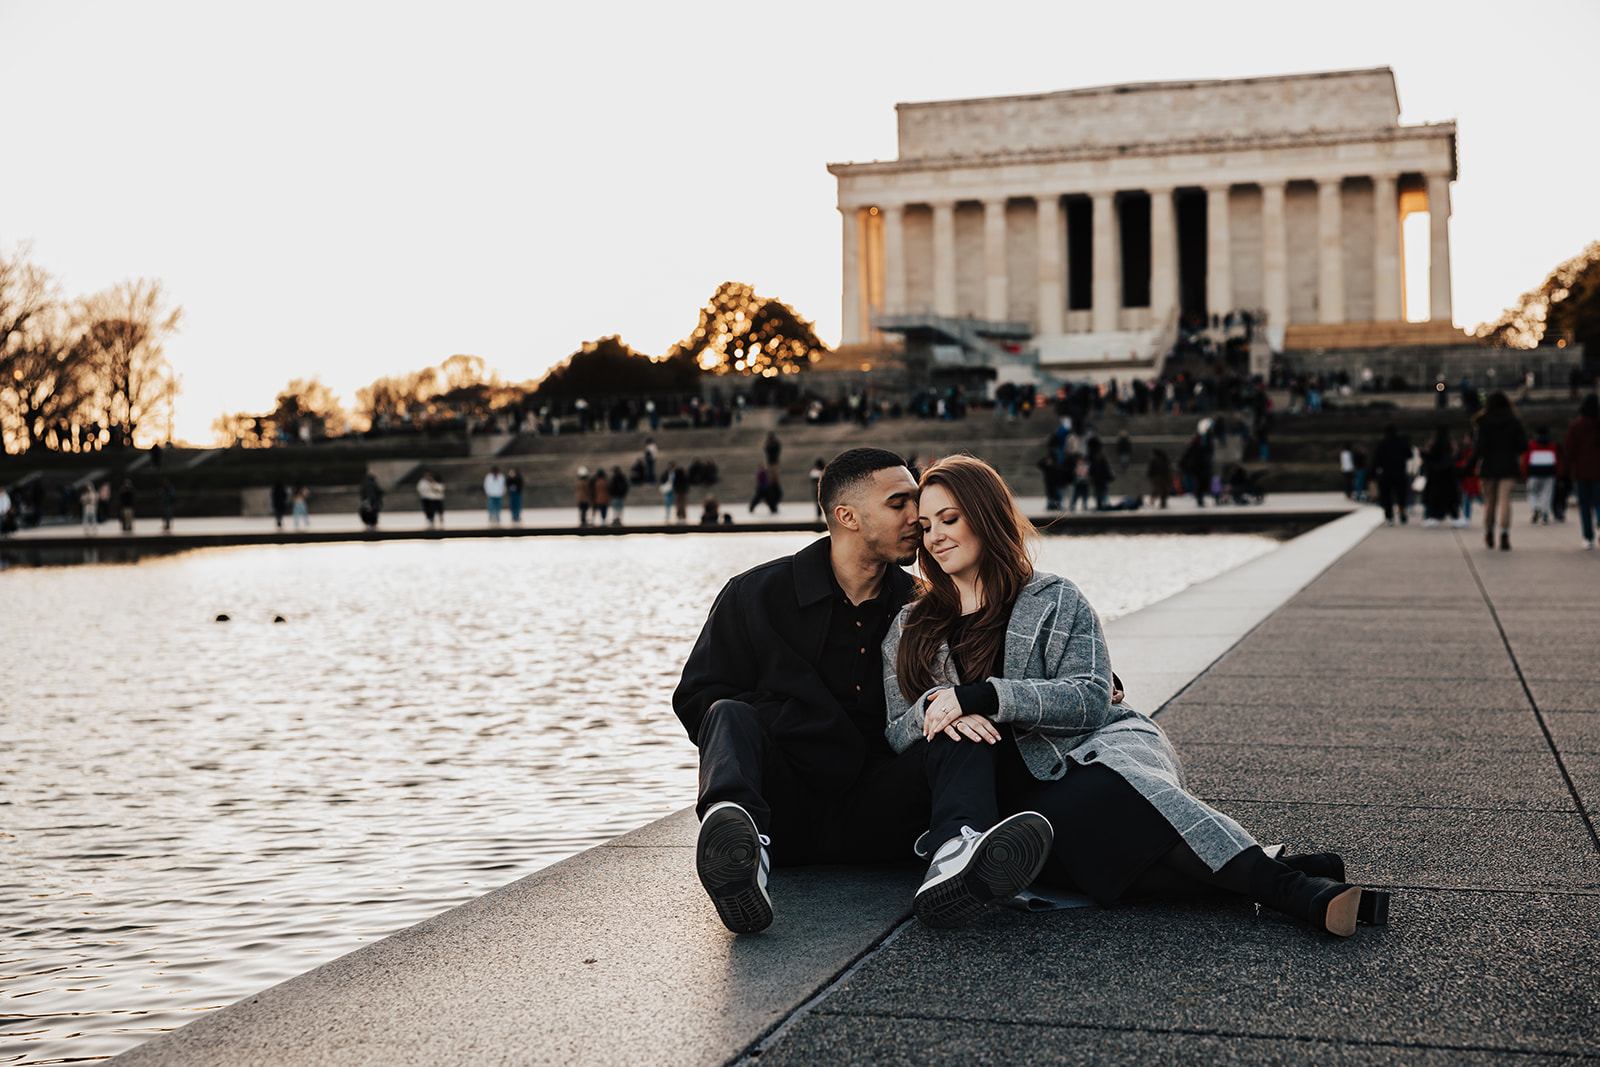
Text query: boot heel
1323 886 1362 937
1357 890 1390 926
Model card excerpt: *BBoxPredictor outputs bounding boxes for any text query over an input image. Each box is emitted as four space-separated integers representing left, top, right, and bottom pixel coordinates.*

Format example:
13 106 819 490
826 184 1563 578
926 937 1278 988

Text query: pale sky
4 0 1596 443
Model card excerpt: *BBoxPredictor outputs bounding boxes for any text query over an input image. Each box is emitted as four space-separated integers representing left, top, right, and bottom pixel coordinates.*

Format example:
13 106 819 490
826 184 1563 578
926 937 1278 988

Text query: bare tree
79 279 182 447
0 244 59 452
3 303 93 452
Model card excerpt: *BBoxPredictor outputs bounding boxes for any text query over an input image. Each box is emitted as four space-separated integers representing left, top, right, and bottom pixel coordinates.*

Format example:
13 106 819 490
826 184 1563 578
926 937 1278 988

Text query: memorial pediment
896 68 1402 161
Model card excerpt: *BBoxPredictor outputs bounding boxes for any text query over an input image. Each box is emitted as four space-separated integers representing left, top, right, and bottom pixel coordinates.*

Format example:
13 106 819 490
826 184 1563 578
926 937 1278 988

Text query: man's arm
672 579 767 744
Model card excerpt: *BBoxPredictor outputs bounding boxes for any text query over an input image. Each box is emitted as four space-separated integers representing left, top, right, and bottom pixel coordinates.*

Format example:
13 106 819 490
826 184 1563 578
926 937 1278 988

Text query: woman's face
919 483 983 585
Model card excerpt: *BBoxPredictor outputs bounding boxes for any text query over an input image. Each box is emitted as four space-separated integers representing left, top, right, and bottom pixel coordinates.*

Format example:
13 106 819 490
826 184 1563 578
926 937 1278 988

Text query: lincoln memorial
829 67 1459 383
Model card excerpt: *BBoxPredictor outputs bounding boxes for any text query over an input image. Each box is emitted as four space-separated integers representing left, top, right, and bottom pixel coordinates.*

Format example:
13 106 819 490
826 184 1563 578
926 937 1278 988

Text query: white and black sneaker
696 801 773 934
913 811 1053 929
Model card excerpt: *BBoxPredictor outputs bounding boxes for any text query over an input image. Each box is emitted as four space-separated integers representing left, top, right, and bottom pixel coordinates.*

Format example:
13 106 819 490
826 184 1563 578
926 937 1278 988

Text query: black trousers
994 729 1178 904
696 698 999 867
1378 477 1410 521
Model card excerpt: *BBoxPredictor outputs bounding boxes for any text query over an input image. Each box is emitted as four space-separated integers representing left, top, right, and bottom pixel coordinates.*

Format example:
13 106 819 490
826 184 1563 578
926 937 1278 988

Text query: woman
1563 394 1600 549
1471 391 1527 551
883 455 1388 937
1420 425 1460 526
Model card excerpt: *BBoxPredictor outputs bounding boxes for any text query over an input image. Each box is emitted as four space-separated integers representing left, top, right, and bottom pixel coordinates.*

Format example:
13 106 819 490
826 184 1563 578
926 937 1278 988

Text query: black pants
1378 477 1410 521
695 698 999 867
994 730 1178 904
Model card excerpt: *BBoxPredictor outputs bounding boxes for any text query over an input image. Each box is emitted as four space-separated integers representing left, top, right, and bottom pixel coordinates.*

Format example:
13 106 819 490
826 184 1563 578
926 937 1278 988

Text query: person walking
808 457 826 519
1471 391 1528 551
1087 439 1114 511
358 473 384 528
1339 443 1357 499
417 471 446 527
1454 435 1479 526
1179 434 1211 509
292 485 310 529
118 480 136 533
673 461 691 524
1370 424 1414 526
483 466 507 525
80 482 99 534
750 463 776 514
159 480 176 533
763 430 782 476
1419 426 1460 527
1563 394 1600 549
660 462 677 523
592 467 612 525
270 479 290 530
1146 449 1172 509
575 466 594 526
1115 429 1132 471
505 468 524 523
1520 428 1560 525
608 465 629 526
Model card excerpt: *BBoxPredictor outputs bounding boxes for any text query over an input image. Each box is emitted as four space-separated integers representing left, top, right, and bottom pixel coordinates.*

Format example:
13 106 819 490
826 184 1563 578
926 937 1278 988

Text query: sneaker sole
915 813 1053 929
696 807 772 934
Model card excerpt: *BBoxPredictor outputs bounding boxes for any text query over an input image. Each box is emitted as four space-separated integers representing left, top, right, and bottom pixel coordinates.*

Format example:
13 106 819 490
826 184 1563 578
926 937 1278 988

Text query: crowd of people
1345 391 1600 550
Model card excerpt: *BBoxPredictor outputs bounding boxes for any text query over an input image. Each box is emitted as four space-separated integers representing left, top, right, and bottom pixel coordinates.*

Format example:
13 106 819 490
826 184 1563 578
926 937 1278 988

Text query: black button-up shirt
821 568 898 757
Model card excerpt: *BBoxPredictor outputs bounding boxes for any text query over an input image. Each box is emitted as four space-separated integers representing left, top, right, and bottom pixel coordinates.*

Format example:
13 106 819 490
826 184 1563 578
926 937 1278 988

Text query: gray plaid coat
882 572 1256 871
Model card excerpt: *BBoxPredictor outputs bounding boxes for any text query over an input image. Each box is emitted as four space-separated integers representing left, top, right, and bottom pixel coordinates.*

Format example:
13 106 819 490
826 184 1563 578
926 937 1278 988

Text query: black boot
1279 851 1347 882
1238 847 1386 937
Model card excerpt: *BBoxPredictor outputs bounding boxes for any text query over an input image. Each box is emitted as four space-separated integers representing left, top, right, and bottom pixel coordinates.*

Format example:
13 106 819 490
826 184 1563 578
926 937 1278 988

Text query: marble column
1371 174 1401 322
840 206 861 345
1035 195 1064 335
1427 173 1454 323
1091 191 1118 333
1206 185 1233 316
1149 187 1177 327
983 198 1008 321
1261 182 1289 330
931 200 956 318
1317 178 1346 324
882 203 906 316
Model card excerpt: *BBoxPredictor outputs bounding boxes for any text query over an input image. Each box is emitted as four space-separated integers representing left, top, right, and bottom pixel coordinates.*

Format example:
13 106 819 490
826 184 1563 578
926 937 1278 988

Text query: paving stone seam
731 919 916 1066
793 1010 1600 1058
1193 797 1582 813
1456 532 1600 854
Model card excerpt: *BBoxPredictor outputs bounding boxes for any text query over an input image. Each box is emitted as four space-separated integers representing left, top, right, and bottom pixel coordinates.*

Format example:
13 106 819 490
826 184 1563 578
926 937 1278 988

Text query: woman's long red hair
895 455 1036 702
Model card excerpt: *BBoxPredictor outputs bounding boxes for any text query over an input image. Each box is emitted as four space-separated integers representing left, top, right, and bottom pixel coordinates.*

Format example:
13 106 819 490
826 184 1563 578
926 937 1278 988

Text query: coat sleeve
881 607 946 754
987 583 1115 737
672 578 770 745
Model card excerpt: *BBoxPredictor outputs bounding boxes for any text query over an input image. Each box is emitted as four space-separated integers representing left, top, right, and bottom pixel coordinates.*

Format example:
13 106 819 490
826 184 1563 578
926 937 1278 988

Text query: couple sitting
673 448 1387 936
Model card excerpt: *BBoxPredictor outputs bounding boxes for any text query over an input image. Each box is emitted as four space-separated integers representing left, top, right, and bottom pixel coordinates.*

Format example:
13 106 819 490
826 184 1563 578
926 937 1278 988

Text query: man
674 447 1051 934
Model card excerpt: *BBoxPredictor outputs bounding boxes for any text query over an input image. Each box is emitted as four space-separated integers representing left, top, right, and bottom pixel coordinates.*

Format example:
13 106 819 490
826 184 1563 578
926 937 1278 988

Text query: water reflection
0 531 1276 1064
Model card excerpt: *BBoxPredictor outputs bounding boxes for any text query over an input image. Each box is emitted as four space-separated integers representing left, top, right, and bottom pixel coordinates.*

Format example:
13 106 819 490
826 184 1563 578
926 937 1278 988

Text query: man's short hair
817 447 908 516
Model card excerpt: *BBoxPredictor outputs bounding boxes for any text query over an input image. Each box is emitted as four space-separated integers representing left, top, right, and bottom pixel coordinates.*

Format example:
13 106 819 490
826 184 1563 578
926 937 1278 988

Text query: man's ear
832 502 860 531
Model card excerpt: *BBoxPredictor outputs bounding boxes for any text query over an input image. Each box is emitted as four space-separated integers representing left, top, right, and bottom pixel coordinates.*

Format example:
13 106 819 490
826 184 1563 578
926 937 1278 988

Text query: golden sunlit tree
4 302 94 452
0 244 65 452
1475 241 1600 355
269 376 350 439
667 282 827 377
78 279 182 447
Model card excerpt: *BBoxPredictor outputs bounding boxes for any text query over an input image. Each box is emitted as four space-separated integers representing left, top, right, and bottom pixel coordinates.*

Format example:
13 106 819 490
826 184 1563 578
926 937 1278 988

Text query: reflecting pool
0 531 1277 1064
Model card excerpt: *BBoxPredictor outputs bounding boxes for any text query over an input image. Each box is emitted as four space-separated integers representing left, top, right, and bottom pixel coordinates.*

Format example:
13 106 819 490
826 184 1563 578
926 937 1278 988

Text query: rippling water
0 531 1276 1064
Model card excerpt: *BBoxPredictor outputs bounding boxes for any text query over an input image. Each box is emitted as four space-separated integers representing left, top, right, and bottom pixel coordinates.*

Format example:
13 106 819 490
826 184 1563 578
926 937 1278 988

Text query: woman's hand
922 688 963 740
945 714 999 744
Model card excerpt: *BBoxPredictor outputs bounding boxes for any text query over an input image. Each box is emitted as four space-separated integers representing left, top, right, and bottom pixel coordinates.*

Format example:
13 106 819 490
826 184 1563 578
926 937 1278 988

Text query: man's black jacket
673 536 914 796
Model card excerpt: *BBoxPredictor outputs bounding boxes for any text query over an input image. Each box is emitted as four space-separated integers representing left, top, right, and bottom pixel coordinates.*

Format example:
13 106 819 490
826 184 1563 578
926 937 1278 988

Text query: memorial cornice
827 121 1457 180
